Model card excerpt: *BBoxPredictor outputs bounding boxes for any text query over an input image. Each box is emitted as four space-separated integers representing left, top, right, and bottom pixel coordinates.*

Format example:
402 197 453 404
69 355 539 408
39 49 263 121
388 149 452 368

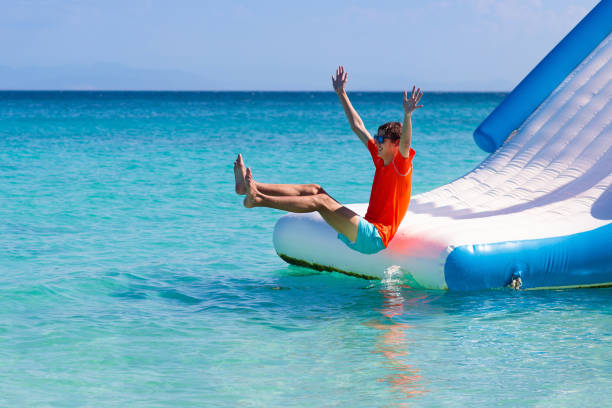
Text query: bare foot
243 168 260 208
233 153 246 195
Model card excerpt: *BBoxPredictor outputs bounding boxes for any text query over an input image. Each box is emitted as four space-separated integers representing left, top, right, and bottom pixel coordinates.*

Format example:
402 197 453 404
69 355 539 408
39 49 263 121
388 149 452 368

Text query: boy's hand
332 66 348 94
403 86 424 115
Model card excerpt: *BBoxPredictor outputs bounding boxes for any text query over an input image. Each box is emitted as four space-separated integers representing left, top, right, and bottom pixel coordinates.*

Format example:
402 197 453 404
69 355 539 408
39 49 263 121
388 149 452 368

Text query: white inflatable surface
274 15 612 289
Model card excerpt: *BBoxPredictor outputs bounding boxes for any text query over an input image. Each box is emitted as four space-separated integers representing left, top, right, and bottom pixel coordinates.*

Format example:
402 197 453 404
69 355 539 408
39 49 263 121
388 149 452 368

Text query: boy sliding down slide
234 66 422 254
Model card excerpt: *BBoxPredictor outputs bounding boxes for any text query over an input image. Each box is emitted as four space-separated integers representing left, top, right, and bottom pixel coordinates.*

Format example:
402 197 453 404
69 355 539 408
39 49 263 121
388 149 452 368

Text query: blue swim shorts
337 217 386 255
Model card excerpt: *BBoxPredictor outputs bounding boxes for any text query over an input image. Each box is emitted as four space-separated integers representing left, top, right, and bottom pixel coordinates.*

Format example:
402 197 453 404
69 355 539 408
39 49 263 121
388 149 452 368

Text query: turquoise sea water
1 91 610 407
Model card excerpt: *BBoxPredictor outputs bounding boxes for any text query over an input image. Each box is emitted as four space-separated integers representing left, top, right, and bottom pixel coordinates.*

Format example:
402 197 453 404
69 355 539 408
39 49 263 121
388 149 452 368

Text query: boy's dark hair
378 121 402 141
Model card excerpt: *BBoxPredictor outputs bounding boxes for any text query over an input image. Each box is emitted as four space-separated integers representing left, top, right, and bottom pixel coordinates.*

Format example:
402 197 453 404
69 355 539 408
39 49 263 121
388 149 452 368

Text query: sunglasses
374 134 393 144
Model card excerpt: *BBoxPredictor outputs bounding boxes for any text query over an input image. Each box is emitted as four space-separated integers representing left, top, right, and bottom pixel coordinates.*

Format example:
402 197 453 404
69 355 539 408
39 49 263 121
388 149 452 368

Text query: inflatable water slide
273 0 612 290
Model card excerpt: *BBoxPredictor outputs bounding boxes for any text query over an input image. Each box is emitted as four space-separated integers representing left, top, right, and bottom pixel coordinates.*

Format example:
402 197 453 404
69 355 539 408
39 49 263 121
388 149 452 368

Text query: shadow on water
107 260 612 326
277 267 612 405
105 263 612 405
369 278 612 406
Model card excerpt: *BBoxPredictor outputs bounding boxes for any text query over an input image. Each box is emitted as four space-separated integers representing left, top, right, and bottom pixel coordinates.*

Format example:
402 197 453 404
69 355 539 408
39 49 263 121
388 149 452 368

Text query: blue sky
0 0 600 90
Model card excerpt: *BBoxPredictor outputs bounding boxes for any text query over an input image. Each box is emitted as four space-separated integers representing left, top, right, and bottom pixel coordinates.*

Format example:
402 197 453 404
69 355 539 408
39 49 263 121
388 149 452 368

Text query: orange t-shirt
364 138 416 247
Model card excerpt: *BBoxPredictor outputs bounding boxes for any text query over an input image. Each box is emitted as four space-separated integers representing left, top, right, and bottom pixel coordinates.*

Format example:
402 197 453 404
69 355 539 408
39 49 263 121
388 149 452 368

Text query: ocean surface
0 91 610 407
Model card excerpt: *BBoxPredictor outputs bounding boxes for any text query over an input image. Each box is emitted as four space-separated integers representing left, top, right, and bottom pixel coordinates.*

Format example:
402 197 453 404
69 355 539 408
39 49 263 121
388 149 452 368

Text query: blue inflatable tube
444 224 612 291
474 0 612 153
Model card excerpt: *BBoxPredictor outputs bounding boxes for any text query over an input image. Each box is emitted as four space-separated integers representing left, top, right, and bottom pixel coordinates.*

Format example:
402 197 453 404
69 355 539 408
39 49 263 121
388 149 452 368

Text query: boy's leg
244 168 359 242
234 154 325 197
256 182 326 197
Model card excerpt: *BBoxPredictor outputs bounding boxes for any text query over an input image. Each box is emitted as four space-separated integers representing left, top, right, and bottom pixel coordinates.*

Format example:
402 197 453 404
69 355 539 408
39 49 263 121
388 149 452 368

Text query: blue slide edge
473 0 612 153
444 223 612 291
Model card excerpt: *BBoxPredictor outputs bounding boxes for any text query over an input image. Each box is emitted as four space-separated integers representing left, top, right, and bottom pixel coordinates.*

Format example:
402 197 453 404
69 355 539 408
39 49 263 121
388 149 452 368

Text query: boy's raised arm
332 66 372 148
400 86 423 158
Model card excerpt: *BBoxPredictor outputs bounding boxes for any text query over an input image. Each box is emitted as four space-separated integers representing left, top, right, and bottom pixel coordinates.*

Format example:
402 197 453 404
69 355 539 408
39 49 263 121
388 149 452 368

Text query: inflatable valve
509 270 523 290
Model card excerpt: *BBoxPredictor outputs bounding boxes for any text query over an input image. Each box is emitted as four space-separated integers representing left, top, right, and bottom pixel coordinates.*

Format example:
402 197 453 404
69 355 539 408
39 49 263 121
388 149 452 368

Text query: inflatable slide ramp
273 0 612 290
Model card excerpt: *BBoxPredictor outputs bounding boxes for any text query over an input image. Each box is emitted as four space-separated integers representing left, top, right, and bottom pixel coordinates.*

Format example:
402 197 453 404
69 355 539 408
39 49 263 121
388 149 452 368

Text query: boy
234 66 422 254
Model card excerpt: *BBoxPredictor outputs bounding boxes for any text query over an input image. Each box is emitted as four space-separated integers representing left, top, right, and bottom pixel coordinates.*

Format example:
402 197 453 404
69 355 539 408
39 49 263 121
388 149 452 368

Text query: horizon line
0 89 511 93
